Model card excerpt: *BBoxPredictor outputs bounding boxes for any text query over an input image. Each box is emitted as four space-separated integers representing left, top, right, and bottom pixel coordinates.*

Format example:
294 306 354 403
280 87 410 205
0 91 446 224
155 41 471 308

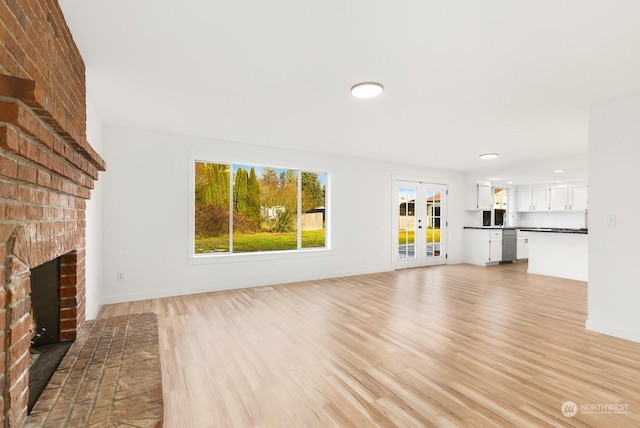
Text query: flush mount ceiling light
350 82 384 99
554 169 564 173
478 153 499 160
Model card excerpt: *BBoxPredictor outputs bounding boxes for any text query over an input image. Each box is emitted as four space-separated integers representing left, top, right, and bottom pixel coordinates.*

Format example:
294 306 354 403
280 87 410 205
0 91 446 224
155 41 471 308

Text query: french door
395 180 447 268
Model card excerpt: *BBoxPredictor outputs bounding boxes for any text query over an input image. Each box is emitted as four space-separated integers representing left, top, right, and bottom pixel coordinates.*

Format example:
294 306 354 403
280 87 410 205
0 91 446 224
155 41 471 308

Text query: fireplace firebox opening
28 257 73 414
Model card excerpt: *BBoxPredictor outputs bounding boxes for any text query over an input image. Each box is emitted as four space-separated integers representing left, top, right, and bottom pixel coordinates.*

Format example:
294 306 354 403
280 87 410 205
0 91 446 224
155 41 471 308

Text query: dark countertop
463 226 516 230
464 226 588 234
519 227 588 234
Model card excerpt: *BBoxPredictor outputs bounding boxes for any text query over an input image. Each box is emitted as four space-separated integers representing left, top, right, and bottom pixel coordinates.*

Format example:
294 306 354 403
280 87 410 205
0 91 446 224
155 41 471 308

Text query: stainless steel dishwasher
502 229 517 262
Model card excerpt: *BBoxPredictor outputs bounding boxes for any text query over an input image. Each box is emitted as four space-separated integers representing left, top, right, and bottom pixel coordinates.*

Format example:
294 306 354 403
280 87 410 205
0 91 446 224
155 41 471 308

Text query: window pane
234 166 298 252
398 186 416 260
194 162 230 254
301 172 326 248
425 189 441 257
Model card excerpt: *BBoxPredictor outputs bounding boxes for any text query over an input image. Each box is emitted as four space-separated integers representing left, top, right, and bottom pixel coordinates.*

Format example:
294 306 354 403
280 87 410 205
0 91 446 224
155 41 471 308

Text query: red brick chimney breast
1 1 104 425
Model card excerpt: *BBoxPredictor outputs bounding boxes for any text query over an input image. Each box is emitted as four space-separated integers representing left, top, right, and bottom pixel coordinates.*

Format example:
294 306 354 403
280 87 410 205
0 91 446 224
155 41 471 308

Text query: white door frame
392 177 448 269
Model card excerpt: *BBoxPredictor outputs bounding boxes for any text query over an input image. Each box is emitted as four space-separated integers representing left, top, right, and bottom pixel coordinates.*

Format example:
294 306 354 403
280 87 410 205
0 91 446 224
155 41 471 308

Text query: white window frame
188 152 332 264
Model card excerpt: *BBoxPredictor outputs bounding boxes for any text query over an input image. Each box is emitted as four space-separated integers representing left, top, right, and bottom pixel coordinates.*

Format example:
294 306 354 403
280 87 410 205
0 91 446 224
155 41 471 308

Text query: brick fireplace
1 1 105 426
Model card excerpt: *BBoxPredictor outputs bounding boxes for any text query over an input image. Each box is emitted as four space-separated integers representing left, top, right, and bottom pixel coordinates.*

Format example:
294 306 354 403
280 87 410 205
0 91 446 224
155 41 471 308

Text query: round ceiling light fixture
478 153 499 160
350 82 384 99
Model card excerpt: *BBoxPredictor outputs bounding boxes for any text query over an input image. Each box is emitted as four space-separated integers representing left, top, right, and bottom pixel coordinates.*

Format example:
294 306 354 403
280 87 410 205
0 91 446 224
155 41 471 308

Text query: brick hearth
25 313 163 427
1 1 105 426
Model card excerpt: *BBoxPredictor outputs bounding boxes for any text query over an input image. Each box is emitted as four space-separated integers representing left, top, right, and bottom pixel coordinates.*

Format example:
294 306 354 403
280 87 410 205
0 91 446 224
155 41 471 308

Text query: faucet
502 212 514 227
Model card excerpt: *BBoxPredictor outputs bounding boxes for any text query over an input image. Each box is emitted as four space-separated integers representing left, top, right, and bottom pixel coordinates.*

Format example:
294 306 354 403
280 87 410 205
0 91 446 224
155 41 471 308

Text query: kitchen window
483 187 509 226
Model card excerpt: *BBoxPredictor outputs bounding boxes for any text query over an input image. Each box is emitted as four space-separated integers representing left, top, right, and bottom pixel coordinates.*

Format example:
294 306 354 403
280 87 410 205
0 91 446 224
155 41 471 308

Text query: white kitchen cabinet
517 230 529 260
467 182 492 210
463 228 502 265
516 187 533 212
532 187 549 211
476 183 492 210
489 230 502 262
549 185 569 211
518 184 587 212
516 186 549 211
569 185 588 210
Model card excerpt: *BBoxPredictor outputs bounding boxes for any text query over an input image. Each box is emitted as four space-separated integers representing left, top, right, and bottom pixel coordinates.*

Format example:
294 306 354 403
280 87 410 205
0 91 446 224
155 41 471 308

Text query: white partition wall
587 92 640 343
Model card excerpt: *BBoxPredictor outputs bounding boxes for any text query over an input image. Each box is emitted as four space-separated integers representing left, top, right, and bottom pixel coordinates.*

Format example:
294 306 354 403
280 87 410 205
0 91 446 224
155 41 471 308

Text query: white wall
517 211 587 229
84 97 104 319
100 125 465 304
587 92 640 342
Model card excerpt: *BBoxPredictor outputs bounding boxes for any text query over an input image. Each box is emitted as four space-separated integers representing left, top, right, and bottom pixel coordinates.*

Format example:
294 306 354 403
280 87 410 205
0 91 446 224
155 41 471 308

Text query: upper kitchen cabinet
468 182 492 210
548 184 588 211
477 183 492 210
549 185 569 211
569 185 588 210
517 184 588 212
516 186 549 212
516 187 532 211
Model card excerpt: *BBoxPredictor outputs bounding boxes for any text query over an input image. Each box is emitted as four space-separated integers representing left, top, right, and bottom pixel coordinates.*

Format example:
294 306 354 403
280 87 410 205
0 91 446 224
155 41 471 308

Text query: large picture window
194 161 327 255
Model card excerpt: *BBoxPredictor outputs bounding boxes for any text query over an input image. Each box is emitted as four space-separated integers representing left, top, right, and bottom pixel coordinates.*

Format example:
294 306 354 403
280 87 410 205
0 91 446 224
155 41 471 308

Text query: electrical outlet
117 272 124 281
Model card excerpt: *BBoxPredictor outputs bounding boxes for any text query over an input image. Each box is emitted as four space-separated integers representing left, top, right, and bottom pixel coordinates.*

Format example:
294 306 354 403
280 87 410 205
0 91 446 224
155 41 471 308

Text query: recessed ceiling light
478 153 499 160
507 181 514 184
554 169 564 173
350 82 384 99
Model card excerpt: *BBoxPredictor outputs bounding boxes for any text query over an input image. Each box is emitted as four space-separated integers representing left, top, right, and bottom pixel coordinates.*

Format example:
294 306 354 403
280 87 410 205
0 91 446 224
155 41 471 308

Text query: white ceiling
59 1 640 184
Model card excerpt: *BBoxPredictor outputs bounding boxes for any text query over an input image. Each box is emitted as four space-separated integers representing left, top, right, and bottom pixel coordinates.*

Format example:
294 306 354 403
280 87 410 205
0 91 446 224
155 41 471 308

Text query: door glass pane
425 189 442 257
398 187 416 260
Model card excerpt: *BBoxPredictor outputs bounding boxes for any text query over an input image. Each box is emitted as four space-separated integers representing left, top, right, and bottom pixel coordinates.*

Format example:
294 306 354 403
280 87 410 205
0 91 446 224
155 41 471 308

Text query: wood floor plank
98 263 640 427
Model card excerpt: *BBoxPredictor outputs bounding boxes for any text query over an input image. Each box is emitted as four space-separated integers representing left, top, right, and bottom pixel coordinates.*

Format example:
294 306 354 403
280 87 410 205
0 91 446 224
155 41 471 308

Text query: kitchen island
521 228 588 281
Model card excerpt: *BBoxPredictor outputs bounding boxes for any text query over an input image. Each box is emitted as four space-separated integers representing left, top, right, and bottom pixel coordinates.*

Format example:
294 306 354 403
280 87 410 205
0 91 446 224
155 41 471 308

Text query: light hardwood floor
98 263 640 427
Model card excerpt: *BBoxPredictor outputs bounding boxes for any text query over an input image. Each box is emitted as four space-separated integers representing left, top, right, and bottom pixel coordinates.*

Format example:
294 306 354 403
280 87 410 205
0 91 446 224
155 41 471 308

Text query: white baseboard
586 319 640 344
527 267 587 282
98 266 393 306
